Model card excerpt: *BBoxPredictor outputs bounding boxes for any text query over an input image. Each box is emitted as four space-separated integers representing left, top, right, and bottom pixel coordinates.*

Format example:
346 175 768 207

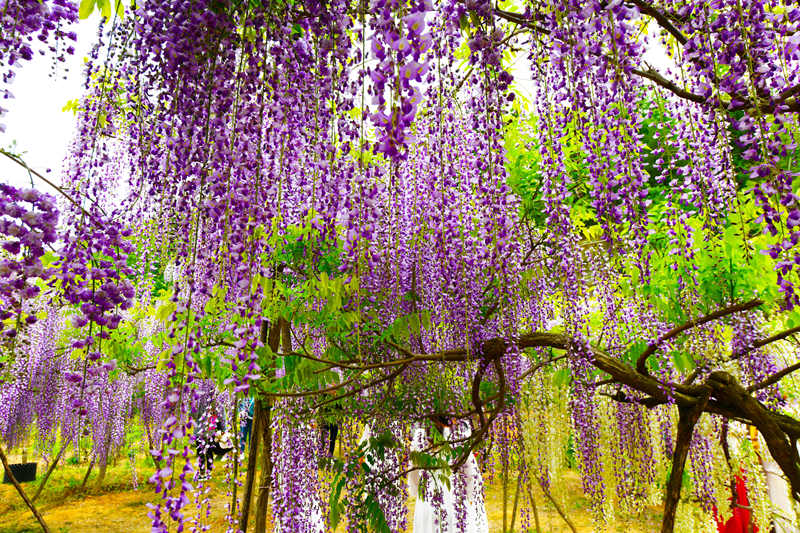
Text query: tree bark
230 399 240 522
80 455 95 491
707 371 800 499
508 472 522 532
95 426 113 489
254 400 273 533
502 438 509 532
238 319 271 532
525 479 543 533
33 442 67 502
537 475 577 533
239 399 263 532
0 442 52 533
254 318 282 531
661 395 709 533
95 460 107 489
145 421 155 451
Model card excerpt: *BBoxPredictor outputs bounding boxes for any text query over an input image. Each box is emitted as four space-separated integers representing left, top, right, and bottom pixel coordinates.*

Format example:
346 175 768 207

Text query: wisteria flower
403 12 426 35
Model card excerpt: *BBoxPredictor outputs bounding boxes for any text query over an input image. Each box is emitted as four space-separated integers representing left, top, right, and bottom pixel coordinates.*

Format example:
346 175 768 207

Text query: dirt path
1 465 660 532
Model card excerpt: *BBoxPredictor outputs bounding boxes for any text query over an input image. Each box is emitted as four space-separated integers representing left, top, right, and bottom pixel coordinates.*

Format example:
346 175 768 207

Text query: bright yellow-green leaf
156 301 177 322
250 274 261 296
97 0 111 18
79 0 96 18
261 276 273 298
155 349 170 372
204 295 219 315
40 250 59 268
62 99 80 114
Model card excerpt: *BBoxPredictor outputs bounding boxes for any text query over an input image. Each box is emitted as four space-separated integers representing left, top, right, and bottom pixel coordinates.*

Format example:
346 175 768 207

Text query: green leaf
402 290 421 303
328 474 346 529
419 309 431 330
40 250 59 268
365 495 391 533
786 310 800 330
62 99 80 114
79 0 96 18
623 340 648 366
97 0 112 18
671 350 695 373
155 301 177 322
458 13 470 33
553 368 571 388
407 313 420 337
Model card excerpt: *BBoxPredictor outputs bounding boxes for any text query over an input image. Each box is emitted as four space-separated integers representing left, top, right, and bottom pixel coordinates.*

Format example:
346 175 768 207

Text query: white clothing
409 423 454 533
762 456 799 533
445 422 489 533
409 422 488 533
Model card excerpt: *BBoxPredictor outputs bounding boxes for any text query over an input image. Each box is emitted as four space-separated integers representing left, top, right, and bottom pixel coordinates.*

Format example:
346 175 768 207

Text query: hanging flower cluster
0 183 58 335
671 0 800 304
0 310 61 446
2 0 800 530
0 0 78 131
369 0 433 158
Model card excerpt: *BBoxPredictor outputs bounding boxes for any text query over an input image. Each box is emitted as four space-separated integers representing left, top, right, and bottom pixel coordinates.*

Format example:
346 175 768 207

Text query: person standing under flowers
193 401 232 481
409 416 455 533
446 419 489 533
238 396 254 453
409 416 489 533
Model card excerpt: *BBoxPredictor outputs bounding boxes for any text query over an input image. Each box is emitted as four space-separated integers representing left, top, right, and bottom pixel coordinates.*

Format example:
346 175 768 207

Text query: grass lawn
1 455 661 532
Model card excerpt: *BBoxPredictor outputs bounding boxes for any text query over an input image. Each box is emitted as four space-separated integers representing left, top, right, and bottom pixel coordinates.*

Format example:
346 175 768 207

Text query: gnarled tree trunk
254 318 282 531
661 395 709 533
254 400 273 533
238 399 262 533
